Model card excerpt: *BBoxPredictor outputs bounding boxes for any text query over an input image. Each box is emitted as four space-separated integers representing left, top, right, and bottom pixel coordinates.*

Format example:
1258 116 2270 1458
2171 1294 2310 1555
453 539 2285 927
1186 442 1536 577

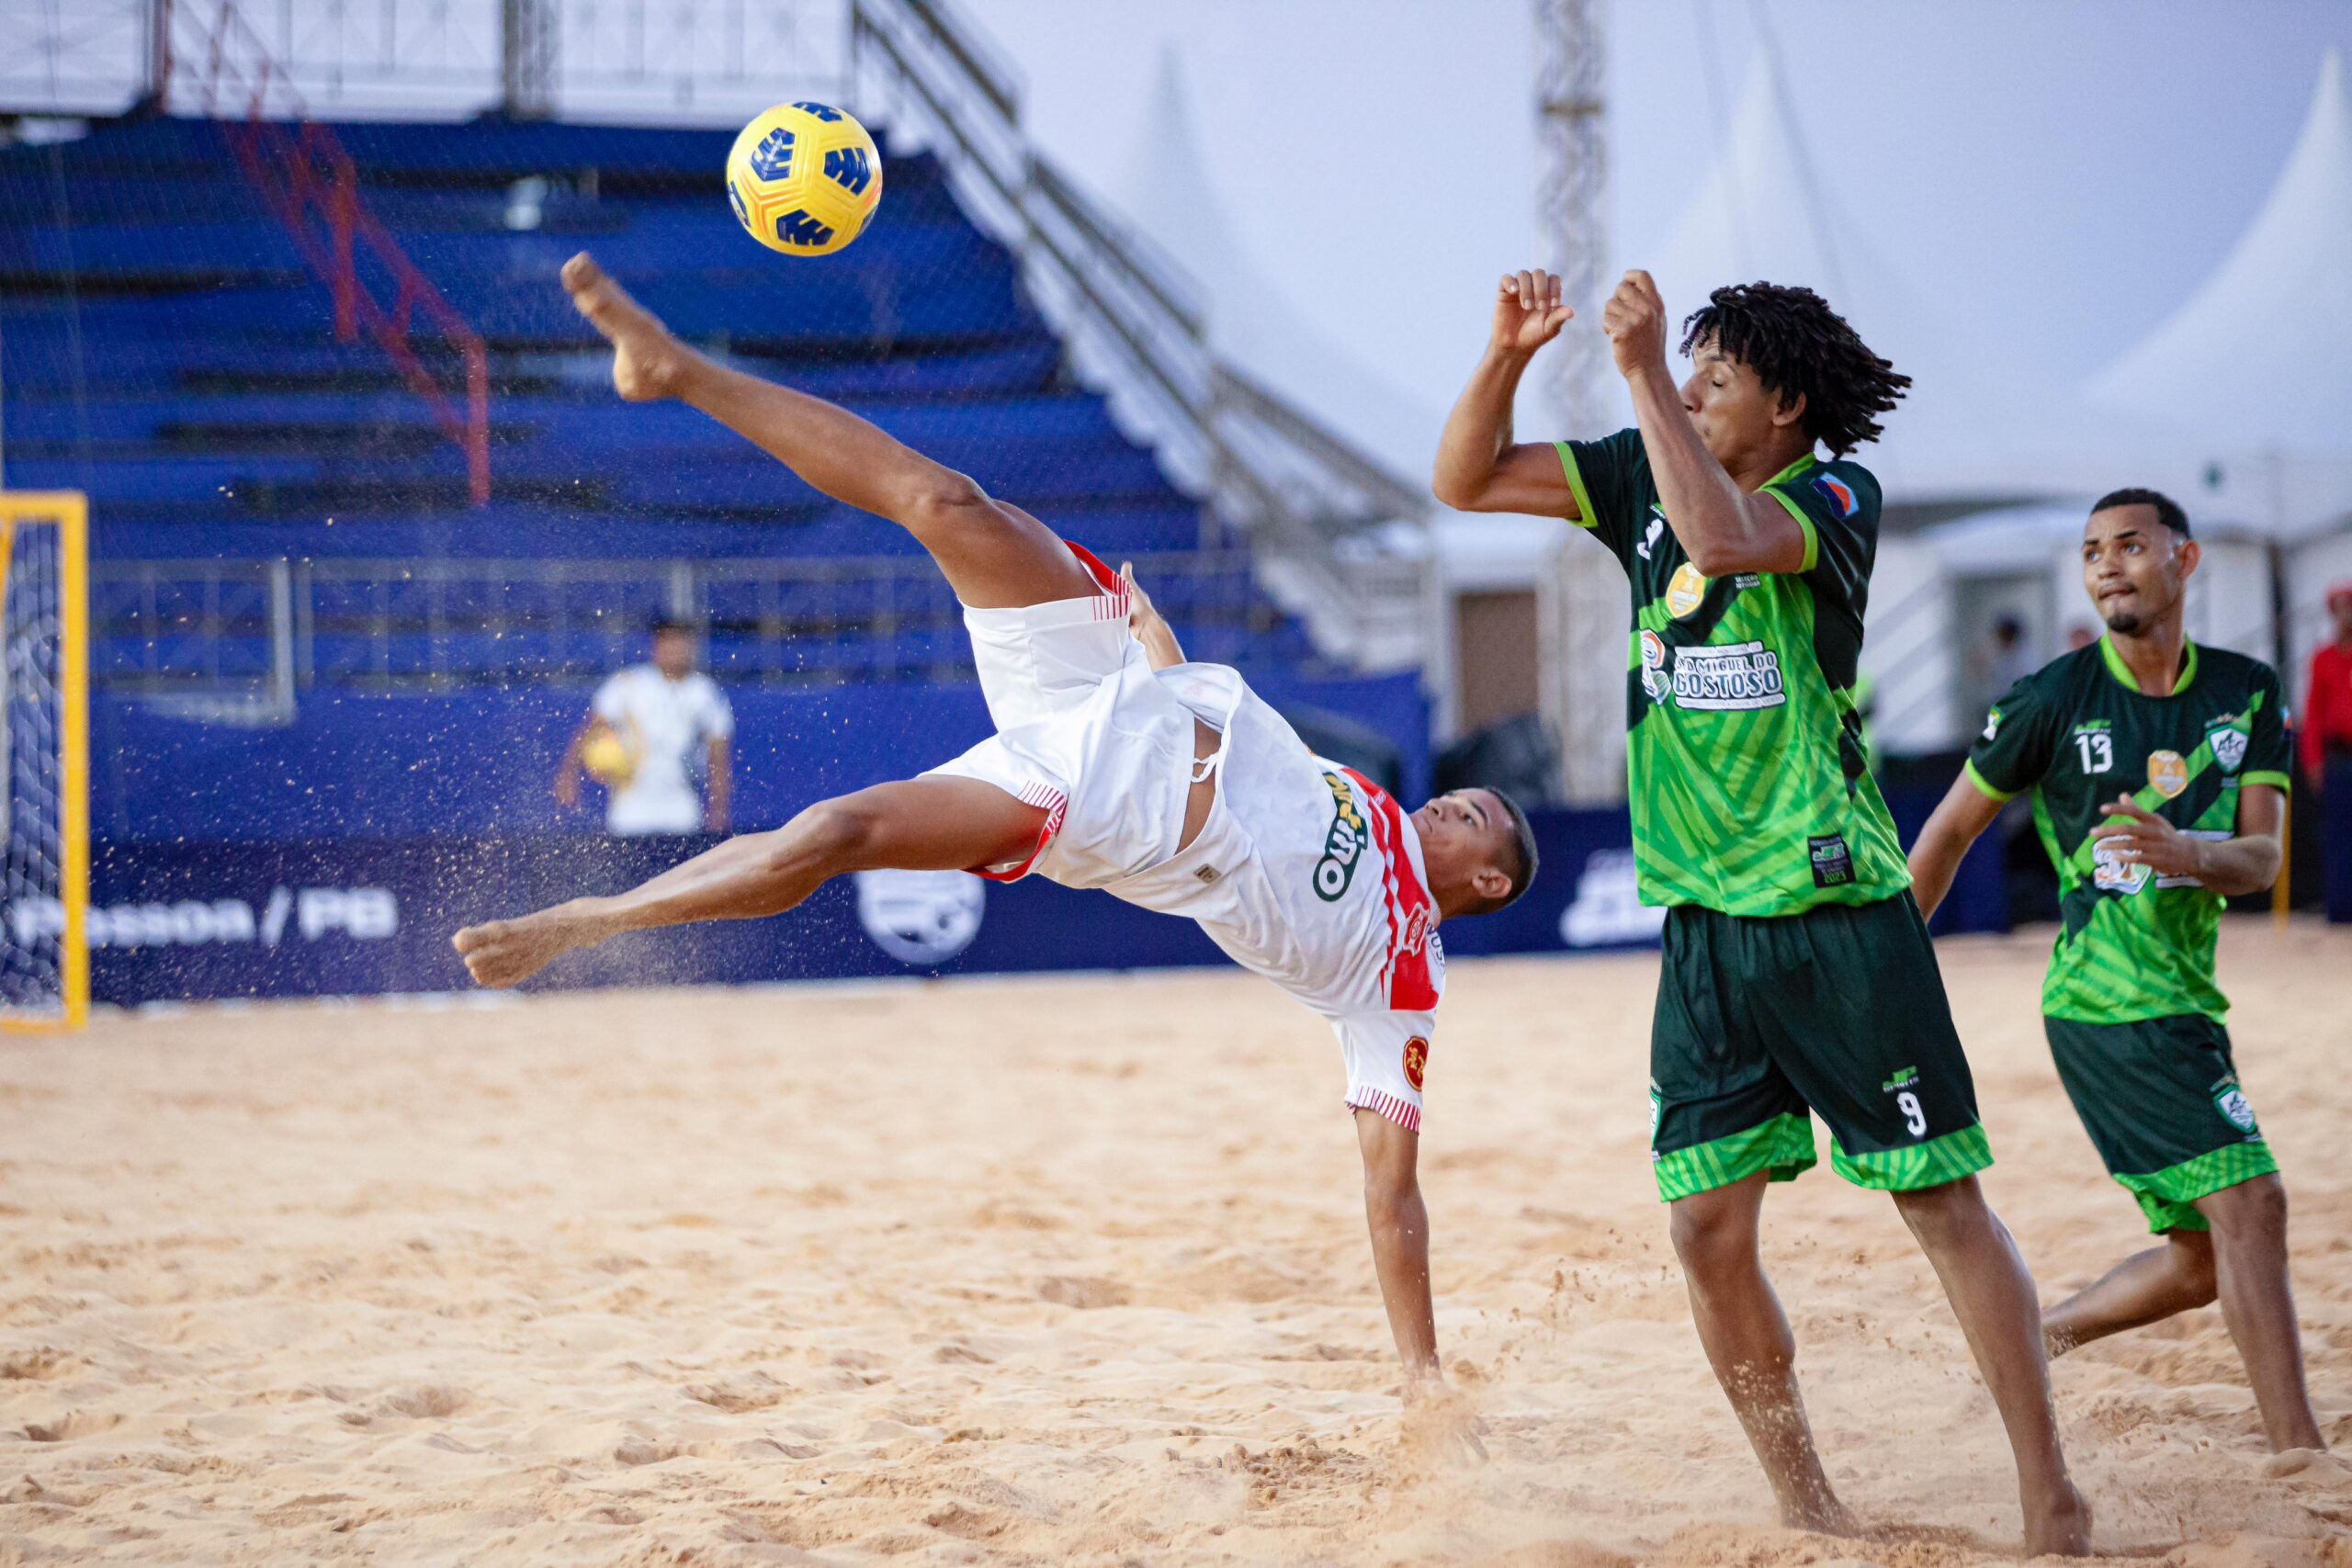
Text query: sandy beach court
5 919 2352 1565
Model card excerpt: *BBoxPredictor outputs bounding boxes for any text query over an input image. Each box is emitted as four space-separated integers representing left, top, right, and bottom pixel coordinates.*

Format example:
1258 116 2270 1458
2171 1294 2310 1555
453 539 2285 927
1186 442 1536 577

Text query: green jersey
1964 637 2293 1024
1555 430 1908 917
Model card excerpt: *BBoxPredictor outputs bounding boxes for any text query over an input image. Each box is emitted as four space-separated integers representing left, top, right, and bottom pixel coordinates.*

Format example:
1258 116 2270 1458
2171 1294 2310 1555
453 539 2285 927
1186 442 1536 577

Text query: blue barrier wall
96 669 1433 842
85 794 2007 1007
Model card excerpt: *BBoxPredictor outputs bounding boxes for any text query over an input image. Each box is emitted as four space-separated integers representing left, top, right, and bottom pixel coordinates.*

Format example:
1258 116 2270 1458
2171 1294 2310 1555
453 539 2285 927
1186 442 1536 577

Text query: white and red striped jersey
1102 664 1443 1131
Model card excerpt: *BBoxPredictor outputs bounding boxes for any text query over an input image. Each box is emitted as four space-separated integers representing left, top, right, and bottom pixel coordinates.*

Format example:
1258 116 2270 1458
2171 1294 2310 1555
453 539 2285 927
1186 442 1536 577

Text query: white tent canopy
1113 48 1444 477
2082 48 2352 532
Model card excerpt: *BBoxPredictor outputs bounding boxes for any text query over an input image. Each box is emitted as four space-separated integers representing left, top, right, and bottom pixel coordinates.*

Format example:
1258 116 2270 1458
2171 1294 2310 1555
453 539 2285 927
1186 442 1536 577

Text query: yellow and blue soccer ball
724 101 883 257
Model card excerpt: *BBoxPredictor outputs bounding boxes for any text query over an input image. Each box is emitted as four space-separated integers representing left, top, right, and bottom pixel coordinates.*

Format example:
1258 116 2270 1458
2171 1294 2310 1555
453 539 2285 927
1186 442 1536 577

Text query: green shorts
1650 893 1991 1201
2043 1013 2278 1234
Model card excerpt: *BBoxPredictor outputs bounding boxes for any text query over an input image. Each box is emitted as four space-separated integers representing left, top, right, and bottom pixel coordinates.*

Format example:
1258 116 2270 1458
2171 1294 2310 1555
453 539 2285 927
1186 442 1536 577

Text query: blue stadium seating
1 112 1429 837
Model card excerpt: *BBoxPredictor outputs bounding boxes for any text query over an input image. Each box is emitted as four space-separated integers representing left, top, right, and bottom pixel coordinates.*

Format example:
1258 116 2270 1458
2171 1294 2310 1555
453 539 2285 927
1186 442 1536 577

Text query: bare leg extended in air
2041 1174 2324 1453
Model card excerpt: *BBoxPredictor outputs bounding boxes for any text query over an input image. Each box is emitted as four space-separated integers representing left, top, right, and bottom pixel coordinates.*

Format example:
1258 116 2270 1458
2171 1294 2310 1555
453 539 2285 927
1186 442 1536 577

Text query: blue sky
971 0 2352 443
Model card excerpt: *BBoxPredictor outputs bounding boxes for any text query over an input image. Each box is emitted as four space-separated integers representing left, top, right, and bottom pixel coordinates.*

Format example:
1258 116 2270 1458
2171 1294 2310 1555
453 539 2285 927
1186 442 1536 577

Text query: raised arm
1908 772 2007 920
1430 270 1582 517
1601 270 1806 576
2094 784 2285 897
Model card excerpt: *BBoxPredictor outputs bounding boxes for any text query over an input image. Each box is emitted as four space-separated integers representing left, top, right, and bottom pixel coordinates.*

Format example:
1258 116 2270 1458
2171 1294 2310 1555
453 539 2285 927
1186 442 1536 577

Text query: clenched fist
1600 269 1671 381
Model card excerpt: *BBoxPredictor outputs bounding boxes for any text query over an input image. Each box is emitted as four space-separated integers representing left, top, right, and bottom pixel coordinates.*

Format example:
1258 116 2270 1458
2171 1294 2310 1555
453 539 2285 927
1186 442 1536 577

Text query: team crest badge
2146 750 2188 798
1638 628 1671 704
2213 1082 2258 1134
2208 724 2247 773
1665 561 1709 619
1402 1035 1429 1092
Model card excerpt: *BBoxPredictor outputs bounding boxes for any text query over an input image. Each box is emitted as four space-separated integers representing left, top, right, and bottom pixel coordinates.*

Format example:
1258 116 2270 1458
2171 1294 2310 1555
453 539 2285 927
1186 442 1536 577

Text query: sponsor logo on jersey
1638 628 1671 704
1812 471 1859 518
2092 837 2153 896
1664 561 1710 618
1734 573 1761 591
2207 720 2247 773
2147 749 2189 798
1313 770 1369 901
1668 641 1786 711
1982 706 2001 741
2211 1077 2258 1135
1882 1066 1918 1093
1402 1035 1429 1092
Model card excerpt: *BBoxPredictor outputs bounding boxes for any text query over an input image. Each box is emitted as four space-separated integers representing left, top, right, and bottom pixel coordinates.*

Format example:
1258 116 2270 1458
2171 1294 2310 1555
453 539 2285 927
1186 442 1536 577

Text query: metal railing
93 552 1282 699
172 0 492 506
847 0 1431 670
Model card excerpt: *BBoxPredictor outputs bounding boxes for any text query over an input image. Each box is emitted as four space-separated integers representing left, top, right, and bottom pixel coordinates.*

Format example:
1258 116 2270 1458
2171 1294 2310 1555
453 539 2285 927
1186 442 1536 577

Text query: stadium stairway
0 113 1428 839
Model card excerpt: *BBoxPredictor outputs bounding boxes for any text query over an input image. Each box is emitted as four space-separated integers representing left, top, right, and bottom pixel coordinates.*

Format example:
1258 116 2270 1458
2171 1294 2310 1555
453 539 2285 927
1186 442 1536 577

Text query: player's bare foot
452 904 600 987
560 252 688 401
2021 1480 2094 1558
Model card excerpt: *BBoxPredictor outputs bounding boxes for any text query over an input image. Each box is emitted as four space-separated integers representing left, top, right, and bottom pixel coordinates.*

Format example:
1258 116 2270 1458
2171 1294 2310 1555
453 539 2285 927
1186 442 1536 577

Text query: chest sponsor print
1667 640 1786 711
1313 770 1369 901
2092 837 2153 897
2147 750 2188 799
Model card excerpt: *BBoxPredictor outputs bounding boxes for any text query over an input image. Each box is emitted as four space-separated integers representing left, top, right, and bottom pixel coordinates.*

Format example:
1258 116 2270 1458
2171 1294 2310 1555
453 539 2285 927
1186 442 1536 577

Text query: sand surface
5 919 2352 1566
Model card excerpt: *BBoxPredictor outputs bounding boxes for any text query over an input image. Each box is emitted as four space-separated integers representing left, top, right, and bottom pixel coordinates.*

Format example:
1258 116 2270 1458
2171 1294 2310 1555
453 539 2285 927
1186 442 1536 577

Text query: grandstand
0 111 1429 842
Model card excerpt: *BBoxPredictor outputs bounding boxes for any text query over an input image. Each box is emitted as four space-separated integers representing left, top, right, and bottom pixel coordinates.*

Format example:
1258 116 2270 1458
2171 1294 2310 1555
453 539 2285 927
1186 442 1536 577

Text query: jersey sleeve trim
1759 485 1821 573
1962 759 2017 802
2241 770 2291 792
1552 440 1600 530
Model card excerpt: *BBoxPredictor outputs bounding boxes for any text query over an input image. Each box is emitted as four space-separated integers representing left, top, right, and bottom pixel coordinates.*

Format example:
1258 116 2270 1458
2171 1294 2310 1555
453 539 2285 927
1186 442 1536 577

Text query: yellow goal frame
0 491 88 1031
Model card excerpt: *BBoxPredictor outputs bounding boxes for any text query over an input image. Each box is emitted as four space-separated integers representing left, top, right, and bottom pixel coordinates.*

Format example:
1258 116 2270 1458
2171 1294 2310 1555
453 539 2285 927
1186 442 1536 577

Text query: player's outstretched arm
1908 773 2007 919
560 252 978 527
1354 1111 1487 1463
452 776 1046 987
1603 271 1806 575
1431 270 1582 517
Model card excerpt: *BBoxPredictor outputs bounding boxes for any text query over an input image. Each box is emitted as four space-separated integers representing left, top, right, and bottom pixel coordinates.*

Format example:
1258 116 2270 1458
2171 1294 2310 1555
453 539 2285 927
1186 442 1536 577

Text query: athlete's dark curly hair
1679 282 1909 457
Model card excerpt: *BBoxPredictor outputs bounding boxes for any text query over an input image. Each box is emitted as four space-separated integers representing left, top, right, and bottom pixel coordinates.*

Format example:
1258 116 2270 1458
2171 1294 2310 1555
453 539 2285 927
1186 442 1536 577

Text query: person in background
557 616 734 835
2067 623 2099 652
1989 613 2039 693
2304 583 2352 921
2300 584 2352 795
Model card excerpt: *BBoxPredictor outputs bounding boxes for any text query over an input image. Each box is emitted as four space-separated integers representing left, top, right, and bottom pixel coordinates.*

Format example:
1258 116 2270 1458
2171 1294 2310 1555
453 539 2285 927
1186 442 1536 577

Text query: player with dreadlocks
1433 271 2091 1555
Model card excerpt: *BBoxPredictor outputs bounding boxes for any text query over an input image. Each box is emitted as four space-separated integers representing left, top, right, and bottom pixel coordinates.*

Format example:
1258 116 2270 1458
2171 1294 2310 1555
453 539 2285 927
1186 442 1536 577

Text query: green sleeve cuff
1962 759 2016 802
1552 440 1600 529
2241 770 2291 792
1760 485 1819 572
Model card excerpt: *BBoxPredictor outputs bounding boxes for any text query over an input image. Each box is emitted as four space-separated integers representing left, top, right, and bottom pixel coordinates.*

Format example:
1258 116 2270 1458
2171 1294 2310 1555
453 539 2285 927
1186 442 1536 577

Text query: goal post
0 491 88 1031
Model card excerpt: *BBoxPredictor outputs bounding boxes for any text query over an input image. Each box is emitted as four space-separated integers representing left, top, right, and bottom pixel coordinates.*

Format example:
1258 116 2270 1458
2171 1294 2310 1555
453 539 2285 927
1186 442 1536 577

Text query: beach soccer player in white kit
455 255 1540 1446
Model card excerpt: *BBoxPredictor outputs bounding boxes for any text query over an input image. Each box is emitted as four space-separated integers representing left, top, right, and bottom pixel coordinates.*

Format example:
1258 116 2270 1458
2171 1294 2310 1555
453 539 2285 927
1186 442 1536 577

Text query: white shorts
925 542 1206 889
